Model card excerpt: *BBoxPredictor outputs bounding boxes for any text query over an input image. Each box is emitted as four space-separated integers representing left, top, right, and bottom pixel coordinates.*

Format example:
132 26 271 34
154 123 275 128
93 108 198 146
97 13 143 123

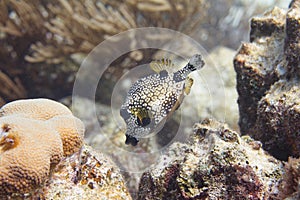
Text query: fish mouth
125 134 139 146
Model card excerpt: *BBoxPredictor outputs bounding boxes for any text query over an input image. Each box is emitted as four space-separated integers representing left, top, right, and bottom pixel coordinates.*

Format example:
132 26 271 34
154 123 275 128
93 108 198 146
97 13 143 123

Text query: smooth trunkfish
120 54 205 146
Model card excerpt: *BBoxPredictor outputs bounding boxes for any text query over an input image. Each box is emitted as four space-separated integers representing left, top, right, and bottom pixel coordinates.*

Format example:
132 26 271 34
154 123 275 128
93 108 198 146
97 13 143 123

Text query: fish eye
136 116 151 127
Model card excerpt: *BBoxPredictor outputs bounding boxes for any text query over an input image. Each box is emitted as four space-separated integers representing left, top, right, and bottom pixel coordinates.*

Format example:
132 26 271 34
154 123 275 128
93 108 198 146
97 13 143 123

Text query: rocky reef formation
137 119 285 199
234 0 300 160
36 144 132 200
253 80 300 160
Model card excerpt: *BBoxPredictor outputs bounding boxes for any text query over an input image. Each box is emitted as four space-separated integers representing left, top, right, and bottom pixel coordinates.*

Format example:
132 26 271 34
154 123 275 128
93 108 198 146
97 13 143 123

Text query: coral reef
137 119 284 199
234 0 300 160
0 1 297 199
0 98 84 197
36 145 132 200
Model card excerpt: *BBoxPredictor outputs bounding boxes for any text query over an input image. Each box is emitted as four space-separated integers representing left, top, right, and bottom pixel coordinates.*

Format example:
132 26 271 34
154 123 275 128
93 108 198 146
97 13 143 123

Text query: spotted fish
120 54 205 146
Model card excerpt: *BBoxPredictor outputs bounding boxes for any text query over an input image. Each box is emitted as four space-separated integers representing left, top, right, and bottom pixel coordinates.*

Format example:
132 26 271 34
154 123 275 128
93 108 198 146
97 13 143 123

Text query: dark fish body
120 54 205 146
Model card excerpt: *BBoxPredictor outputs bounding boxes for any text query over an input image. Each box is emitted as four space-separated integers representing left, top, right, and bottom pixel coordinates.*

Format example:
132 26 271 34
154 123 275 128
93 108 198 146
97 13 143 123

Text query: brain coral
49 115 85 156
0 116 63 196
0 98 85 196
0 98 72 120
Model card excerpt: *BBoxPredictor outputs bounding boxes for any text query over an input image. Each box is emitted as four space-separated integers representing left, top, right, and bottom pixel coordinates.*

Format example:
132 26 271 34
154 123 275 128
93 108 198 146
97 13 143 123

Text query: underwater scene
0 0 299 199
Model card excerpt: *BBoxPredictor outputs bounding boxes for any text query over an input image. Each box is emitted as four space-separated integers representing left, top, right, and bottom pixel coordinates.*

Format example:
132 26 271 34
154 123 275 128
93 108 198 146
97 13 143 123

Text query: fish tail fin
173 54 205 82
186 54 205 71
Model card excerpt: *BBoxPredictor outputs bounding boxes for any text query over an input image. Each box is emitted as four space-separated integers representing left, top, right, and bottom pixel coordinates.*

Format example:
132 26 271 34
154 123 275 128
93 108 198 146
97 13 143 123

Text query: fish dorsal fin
150 58 174 74
130 108 151 127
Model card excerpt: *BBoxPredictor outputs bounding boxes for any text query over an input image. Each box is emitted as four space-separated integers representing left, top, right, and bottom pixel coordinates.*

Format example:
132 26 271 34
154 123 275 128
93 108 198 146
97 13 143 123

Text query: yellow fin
184 77 194 95
150 58 174 74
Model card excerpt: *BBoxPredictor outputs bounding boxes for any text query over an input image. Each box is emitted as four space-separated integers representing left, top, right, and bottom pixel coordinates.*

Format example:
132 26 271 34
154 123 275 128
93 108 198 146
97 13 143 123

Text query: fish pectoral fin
150 58 174 74
130 108 152 127
184 77 194 95
174 100 182 111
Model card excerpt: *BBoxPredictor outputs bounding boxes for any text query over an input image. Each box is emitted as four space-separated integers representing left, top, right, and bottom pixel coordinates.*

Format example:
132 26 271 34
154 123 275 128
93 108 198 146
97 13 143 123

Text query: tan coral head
0 98 85 196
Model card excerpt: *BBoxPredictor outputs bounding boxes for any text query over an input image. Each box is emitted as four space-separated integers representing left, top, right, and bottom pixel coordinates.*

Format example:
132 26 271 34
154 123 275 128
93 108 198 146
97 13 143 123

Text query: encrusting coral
0 98 85 197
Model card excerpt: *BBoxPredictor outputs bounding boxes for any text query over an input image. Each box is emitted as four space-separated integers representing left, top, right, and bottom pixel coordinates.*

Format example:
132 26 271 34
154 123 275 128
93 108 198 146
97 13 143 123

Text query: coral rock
234 7 285 134
37 145 132 200
252 80 300 160
137 119 284 200
234 1 300 160
0 98 85 197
